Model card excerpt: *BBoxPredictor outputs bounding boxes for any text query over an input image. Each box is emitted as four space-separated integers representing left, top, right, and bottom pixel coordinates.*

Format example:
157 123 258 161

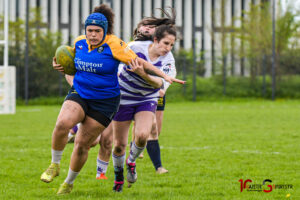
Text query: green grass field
0 100 299 199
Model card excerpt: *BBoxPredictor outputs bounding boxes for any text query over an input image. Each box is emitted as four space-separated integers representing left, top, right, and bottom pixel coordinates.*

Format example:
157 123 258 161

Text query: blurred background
0 0 299 104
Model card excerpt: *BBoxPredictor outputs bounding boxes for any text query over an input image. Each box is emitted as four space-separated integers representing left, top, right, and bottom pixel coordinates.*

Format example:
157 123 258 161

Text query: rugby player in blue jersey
40 4 182 195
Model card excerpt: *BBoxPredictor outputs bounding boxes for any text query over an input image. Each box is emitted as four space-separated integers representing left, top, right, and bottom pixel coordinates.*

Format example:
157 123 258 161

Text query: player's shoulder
129 41 152 53
105 35 130 52
129 40 152 48
105 34 123 45
162 51 175 63
105 35 137 61
74 35 86 45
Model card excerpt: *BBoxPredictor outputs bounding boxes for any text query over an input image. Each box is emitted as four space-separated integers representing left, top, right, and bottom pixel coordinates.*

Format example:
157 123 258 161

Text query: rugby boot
126 159 137 184
40 163 60 183
113 167 124 192
57 182 73 195
96 173 108 180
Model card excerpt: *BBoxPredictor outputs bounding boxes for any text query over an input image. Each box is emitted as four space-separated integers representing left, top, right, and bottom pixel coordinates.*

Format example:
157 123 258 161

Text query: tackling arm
136 57 185 85
127 59 163 88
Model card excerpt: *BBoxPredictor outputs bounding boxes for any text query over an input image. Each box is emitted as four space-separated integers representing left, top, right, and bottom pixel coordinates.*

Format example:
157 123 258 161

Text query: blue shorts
113 101 157 121
65 87 120 127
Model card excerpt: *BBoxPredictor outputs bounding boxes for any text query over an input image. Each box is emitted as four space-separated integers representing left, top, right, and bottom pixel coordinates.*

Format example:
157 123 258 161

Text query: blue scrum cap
85 13 108 43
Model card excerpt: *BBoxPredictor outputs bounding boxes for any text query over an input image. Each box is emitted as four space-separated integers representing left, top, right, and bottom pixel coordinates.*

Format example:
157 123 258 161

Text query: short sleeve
107 35 137 64
162 60 176 78
118 62 126 74
161 58 177 91
73 35 86 51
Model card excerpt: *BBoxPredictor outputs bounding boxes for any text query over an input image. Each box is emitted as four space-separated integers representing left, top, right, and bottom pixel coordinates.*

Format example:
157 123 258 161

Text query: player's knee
55 119 71 132
150 124 157 137
136 132 148 146
101 139 113 152
74 140 89 156
114 143 126 154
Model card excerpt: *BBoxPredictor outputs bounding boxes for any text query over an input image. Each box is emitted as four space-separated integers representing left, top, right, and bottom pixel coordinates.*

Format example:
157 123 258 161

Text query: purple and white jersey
118 40 176 105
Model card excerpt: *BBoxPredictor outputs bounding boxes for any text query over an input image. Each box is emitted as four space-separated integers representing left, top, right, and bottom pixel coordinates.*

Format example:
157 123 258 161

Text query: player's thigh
76 116 106 147
57 100 85 127
134 111 154 137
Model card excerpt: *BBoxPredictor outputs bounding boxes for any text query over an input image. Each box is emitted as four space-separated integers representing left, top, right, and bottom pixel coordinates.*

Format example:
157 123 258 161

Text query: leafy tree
233 1 300 81
0 8 68 99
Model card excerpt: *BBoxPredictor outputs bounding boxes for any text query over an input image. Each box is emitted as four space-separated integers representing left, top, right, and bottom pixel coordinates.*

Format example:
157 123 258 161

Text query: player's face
86 25 104 46
154 34 176 56
138 25 156 36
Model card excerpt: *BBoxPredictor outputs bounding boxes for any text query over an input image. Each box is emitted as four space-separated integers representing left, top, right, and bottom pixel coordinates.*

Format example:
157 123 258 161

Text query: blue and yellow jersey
72 35 137 99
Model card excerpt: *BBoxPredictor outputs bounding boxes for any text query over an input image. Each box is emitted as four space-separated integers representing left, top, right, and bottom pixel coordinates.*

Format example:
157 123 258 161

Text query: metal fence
1 0 274 75
1 0 300 101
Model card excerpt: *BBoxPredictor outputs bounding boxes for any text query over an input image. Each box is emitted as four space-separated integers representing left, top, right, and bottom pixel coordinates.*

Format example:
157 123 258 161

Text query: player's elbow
153 79 163 89
136 57 145 67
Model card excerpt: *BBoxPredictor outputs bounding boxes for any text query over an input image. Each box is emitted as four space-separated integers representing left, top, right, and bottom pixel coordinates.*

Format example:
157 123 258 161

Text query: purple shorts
113 101 157 121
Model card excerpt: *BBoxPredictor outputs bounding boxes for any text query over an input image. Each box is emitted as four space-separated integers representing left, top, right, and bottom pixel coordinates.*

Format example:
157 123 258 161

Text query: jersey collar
86 35 109 52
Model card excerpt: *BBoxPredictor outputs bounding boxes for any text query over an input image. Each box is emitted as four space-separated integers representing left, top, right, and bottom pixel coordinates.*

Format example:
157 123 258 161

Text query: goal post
0 0 16 114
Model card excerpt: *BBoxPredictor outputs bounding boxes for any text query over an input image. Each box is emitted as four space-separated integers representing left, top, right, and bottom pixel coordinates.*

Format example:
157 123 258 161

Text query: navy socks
146 140 162 170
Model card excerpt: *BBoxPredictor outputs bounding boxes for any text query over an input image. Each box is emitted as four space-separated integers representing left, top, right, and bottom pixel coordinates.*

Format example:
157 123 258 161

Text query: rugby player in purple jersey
130 9 177 174
111 24 180 192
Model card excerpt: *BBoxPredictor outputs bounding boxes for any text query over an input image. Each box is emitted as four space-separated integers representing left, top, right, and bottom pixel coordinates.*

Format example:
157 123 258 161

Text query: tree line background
0 3 300 104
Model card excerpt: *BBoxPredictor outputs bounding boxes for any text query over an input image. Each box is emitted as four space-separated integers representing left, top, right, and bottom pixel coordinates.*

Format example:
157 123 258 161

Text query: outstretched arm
135 57 185 85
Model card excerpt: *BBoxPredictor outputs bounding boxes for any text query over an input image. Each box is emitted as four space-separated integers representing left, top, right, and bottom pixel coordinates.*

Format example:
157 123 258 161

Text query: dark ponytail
93 4 114 34
134 7 176 41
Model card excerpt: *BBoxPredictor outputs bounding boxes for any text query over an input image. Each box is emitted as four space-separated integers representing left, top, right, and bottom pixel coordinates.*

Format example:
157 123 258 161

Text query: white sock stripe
128 141 145 163
112 153 125 158
51 149 63 154
65 168 79 185
97 158 109 165
51 149 63 164
112 153 126 168
133 141 145 150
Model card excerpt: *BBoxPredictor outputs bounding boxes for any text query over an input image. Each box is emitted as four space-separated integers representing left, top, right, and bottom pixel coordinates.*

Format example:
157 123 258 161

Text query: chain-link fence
1 1 300 102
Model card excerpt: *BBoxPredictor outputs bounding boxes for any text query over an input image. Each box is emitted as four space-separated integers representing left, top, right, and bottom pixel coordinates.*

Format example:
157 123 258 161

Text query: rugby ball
55 45 76 75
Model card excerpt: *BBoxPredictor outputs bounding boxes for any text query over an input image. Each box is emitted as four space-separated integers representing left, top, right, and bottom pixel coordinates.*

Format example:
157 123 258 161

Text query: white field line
18 108 41 112
231 150 281 155
160 146 282 155
160 146 211 150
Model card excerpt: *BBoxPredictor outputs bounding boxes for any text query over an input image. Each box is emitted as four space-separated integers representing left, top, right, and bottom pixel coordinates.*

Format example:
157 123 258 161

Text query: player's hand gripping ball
55 45 76 75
